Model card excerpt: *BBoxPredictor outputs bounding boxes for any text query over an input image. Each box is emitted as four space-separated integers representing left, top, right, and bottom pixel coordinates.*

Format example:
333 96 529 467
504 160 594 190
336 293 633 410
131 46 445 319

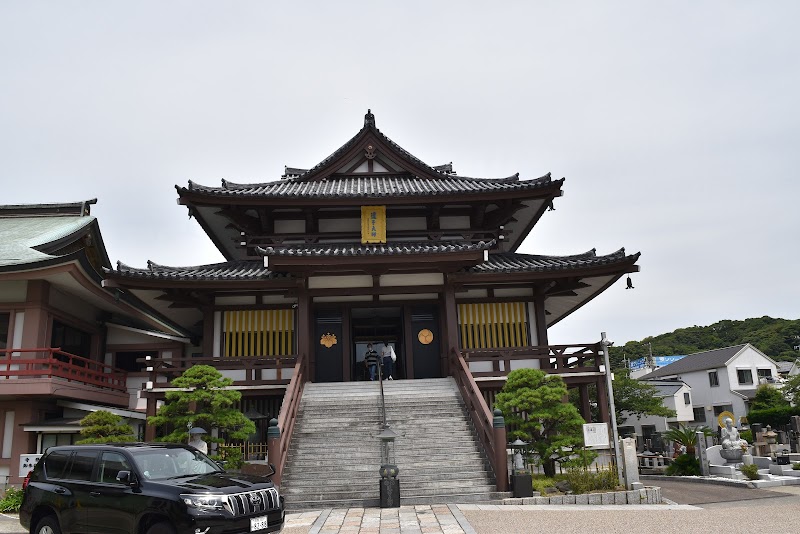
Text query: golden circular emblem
320 333 338 348
418 329 434 345
717 410 736 428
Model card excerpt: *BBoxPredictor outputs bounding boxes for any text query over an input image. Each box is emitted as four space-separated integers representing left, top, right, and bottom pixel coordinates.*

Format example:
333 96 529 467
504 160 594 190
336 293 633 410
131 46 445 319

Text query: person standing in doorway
364 343 379 381
381 341 396 380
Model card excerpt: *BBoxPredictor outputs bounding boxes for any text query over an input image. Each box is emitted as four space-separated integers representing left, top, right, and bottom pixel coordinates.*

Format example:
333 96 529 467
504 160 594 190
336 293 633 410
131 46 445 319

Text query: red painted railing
272 352 307 486
449 347 507 491
461 343 604 378
0 348 127 391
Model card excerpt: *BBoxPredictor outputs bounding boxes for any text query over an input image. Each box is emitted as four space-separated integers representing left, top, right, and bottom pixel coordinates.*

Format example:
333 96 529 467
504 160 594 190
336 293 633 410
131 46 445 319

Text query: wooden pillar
145 393 158 441
596 376 610 423
442 278 460 376
402 306 415 379
532 291 548 347
201 306 215 357
21 280 50 350
578 384 593 423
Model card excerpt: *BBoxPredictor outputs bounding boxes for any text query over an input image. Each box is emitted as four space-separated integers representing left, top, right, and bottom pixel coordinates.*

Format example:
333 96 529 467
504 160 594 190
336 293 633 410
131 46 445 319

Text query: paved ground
4 483 800 533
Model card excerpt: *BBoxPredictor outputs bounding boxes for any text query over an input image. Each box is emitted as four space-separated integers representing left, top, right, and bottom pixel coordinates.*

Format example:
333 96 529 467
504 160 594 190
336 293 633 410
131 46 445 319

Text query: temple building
1 110 639 491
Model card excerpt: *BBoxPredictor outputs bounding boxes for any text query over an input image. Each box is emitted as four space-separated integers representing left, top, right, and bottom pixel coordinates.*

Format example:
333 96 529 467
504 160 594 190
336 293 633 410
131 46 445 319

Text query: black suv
20 443 284 534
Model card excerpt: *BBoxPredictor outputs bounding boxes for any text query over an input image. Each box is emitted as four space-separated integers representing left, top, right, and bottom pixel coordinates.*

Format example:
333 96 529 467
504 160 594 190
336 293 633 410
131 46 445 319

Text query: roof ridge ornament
364 109 376 128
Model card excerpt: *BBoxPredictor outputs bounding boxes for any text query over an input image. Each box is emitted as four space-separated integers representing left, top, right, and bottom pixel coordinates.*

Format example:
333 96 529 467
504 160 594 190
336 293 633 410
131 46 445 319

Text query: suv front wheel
33 516 62 534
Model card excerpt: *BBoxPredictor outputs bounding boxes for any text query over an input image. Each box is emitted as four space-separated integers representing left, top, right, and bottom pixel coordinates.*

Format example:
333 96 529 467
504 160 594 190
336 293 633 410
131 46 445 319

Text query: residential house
639 343 779 428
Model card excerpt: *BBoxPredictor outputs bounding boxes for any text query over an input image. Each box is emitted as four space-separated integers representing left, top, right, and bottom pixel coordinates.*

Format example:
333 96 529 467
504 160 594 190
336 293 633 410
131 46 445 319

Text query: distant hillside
608 316 800 370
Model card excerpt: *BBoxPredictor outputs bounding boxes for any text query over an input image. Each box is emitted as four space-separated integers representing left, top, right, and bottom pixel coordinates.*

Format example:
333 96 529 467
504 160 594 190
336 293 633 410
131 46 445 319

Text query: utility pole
601 332 624 487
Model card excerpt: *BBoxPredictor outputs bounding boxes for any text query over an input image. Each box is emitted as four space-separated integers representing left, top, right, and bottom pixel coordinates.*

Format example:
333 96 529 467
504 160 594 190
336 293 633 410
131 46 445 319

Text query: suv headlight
181 493 227 511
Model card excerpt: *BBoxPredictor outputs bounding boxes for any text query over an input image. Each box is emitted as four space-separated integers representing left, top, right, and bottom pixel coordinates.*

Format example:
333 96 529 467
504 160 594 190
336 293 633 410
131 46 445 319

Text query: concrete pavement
4 484 800 533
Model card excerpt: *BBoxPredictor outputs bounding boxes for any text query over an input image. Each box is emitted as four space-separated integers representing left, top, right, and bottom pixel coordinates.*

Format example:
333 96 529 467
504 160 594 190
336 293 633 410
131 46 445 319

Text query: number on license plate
250 515 270 531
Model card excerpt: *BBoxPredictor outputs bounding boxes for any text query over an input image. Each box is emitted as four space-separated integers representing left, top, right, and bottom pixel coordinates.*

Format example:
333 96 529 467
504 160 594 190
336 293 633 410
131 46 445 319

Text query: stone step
282 481 499 500
284 491 512 511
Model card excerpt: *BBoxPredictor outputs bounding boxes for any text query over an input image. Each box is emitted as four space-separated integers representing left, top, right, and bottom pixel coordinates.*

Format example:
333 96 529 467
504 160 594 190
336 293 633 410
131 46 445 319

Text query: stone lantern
378 425 400 508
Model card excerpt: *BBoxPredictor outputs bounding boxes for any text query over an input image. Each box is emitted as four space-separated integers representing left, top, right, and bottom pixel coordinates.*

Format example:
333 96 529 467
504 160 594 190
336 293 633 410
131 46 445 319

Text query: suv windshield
129 448 223 480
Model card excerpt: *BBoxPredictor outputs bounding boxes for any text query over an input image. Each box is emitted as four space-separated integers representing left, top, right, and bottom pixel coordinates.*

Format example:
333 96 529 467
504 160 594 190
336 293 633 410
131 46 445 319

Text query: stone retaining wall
501 487 662 505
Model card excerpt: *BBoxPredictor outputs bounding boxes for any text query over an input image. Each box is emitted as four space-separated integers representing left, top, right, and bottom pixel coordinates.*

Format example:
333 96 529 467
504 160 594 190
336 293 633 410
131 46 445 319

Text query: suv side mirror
116 470 138 488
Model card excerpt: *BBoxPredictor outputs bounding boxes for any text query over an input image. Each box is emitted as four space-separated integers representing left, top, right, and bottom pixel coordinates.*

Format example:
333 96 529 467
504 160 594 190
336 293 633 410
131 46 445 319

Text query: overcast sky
2 1 798 347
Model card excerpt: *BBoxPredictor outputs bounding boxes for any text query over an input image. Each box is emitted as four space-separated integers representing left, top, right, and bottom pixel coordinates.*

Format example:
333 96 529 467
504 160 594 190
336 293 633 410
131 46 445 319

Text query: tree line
608 316 800 370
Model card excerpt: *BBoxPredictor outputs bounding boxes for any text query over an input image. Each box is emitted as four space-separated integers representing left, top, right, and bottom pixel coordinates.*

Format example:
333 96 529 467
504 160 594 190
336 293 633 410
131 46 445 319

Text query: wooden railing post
267 418 281 486
493 409 508 492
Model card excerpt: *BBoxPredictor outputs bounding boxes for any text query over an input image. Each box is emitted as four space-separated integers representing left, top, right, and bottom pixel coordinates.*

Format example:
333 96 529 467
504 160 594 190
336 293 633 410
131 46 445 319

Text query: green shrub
665 454 701 476
792 462 800 471
747 406 800 429
740 464 760 480
563 465 619 494
531 475 557 494
215 446 244 470
739 430 753 444
0 487 23 513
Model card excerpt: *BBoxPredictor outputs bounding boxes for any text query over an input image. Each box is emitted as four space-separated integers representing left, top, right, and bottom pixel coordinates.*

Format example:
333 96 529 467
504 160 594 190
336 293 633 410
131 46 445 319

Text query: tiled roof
180 173 557 199
639 344 750 379
109 260 290 281
299 109 448 180
463 248 638 274
0 212 97 267
257 240 495 257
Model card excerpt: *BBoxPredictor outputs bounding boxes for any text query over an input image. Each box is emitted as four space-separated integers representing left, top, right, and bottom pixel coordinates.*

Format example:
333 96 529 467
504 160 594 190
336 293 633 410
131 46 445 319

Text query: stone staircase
280 377 509 510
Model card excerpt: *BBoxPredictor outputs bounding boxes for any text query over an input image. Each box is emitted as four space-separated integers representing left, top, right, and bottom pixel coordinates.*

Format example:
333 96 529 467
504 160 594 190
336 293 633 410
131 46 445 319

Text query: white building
617 379 693 450
639 343 779 428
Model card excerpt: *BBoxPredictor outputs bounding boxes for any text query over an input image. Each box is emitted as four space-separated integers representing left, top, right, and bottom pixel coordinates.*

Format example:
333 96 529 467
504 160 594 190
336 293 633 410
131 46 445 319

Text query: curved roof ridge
257 239 496 257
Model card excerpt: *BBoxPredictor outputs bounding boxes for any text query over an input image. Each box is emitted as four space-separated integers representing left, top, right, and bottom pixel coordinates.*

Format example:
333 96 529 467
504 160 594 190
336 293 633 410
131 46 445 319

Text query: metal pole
601 331 624 487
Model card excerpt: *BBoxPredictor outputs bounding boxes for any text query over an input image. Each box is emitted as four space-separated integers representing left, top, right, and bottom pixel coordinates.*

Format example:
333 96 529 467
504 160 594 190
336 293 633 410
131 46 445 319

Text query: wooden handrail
0 347 127 391
449 347 499 487
462 343 604 377
273 351 307 485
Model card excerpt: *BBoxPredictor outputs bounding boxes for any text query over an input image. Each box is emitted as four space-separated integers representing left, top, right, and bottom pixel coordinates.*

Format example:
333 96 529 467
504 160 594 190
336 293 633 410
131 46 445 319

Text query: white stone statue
721 417 748 450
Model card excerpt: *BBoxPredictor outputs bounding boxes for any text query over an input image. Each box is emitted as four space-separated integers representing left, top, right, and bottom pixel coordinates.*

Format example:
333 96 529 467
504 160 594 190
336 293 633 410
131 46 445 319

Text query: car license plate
250 515 269 531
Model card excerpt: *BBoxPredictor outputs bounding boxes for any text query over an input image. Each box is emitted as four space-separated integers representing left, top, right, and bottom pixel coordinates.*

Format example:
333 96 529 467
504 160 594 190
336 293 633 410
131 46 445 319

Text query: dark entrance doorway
410 305 442 379
350 307 403 381
314 308 344 383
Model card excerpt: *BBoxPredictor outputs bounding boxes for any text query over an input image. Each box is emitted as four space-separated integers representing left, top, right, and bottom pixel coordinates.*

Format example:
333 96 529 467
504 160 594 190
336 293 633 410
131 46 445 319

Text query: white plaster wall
309 275 372 289
386 217 426 231
0 281 26 302
49 285 97 319
274 220 305 234
439 216 470 229
726 346 778 392
455 289 487 298
213 312 221 358
672 384 695 422
380 273 443 287
319 218 359 233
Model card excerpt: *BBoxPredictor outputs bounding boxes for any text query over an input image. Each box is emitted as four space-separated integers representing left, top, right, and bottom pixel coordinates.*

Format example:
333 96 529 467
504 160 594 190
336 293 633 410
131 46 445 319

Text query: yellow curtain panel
223 310 295 357
457 302 529 349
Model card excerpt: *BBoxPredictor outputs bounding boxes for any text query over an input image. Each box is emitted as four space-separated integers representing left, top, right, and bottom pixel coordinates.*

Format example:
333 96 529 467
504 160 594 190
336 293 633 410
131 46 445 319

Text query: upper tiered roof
176 110 563 260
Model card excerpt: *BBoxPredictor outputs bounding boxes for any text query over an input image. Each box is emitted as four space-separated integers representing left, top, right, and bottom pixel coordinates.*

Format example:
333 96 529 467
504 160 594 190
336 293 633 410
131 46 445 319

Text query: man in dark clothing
364 343 379 381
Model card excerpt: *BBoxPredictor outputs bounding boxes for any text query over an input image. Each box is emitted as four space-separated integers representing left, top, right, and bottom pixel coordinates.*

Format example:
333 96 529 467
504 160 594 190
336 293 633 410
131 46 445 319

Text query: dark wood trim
403 305 415 379
296 282 312 382
533 293 548 346
442 278 460 376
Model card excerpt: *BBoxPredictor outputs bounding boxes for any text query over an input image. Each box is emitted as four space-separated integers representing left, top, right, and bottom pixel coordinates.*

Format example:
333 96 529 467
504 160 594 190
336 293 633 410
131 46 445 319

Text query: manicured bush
563 466 619 494
740 464 760 480
665 454 701 476
792 462 800 471
0 487 23 512
739 430 753 444
747 406 800 429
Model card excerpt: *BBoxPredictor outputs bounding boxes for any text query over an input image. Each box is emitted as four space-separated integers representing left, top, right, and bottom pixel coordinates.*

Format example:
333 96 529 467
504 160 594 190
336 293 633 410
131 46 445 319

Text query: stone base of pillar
379 478 400 508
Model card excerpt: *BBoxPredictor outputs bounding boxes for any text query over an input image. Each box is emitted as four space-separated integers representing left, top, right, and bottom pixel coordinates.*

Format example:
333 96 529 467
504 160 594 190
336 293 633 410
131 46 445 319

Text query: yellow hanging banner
361 205 386 244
